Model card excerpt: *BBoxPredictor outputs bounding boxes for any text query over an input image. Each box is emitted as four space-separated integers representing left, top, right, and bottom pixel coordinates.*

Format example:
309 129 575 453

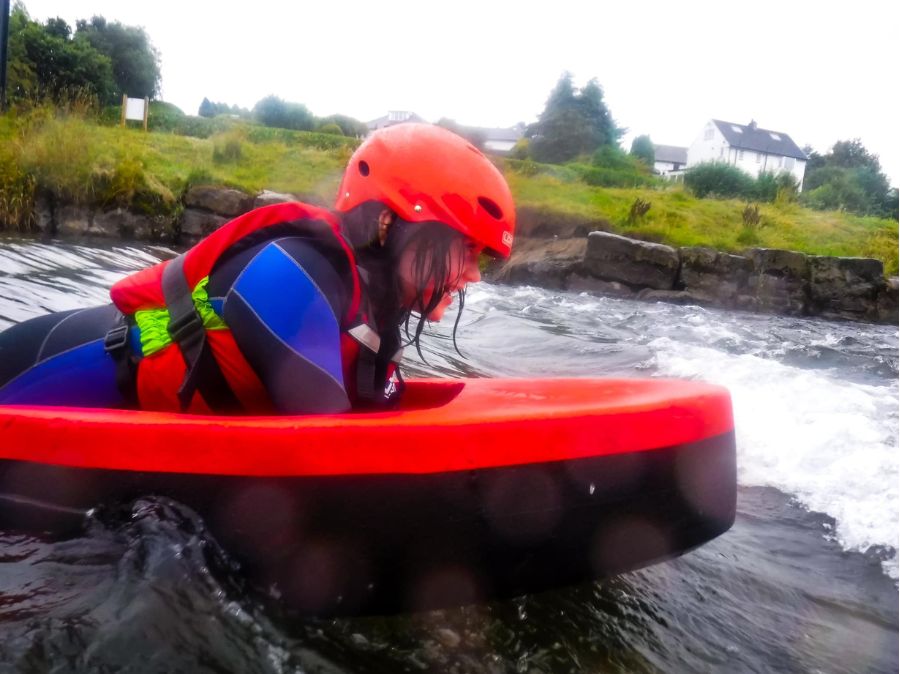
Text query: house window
755 152 762 163
769 132 782 141
704 127 714 141
719 147 724 158
784 157 795 170
738 150 745 160
731 125 743 134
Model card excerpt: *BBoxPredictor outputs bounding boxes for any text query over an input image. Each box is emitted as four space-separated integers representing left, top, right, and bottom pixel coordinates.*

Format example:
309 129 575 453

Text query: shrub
91 156 143 206
627 198 651 225
685 162 755 199
753 171 779 202
579 165 656 188
145 100 186 129
774 172 799 205
317 122 344 136
629 135 655 167
19 115 101 205
583 145 657 188
802 180 868 214
212 129 245 163
510 138 530 160
243 125 358 152
0 144 36 231
737 203 768 245
592 145 640 171
742 203 761 227
317 114 367 138
506 157 539 177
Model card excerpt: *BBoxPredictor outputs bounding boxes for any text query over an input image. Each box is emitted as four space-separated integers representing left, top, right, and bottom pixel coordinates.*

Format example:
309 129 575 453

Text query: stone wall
493 231 899 325
25 186 899 325
30 186 303 245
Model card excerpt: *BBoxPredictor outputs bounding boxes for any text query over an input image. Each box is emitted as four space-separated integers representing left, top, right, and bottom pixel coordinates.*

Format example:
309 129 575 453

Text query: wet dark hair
340 201 469 359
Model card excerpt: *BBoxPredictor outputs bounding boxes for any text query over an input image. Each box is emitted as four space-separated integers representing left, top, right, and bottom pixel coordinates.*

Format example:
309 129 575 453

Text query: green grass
1 109 897 275
506 170 898 274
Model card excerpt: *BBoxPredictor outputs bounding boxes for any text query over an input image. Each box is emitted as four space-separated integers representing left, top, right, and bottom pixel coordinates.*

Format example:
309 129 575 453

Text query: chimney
748 119 757 130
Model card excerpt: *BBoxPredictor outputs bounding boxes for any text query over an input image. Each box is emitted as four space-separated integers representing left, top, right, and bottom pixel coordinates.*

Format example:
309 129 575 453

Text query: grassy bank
1 110 897 274
507 171 898 274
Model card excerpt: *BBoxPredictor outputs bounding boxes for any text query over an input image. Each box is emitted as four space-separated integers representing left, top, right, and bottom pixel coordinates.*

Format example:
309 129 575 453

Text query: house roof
712 120 807 160
476 124 526 143
653 144 688 164
366 111 427 130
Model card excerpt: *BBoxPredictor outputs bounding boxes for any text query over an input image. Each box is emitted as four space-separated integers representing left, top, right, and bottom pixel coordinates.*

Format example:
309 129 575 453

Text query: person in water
0 123 516 414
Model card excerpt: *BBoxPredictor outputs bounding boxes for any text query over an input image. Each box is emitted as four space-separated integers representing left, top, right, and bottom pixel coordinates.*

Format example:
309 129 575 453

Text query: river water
0 239 896 674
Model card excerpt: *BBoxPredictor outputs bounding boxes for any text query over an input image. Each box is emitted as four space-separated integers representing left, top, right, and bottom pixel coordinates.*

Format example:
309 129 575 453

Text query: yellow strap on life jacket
133 276 226 356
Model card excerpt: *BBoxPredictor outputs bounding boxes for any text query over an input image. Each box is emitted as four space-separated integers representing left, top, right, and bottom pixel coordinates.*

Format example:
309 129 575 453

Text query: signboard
120 95 149 131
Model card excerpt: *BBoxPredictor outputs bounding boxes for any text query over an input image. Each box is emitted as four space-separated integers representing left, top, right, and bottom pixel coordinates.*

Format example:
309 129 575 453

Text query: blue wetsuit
0 237 354 414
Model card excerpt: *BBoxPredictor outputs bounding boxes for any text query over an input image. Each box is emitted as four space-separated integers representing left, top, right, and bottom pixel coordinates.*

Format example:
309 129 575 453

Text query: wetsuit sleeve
218 238 352 414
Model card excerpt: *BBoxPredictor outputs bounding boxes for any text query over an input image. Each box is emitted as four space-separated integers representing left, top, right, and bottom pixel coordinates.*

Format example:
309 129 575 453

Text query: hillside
1 111 896 275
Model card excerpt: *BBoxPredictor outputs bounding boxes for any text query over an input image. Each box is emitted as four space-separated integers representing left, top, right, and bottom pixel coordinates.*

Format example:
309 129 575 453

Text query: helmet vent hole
478 197 503 220
358 160 370 177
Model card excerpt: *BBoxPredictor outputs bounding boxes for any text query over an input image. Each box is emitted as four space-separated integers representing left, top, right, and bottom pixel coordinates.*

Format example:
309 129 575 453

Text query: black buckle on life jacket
167 309 204 348
103 323 130 354
104 313 138 407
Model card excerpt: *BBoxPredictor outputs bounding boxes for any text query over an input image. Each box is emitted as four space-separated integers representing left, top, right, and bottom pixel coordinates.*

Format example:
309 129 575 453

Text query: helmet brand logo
502 231 513 248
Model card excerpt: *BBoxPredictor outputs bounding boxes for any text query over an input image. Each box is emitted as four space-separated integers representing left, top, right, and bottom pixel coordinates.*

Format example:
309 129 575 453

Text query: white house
653 144 688 177
478 123 526 155
366 110 427 132
687 120 808 188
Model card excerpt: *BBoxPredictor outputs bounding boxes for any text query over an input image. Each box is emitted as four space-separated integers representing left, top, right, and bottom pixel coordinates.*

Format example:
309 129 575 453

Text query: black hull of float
0 432 735 616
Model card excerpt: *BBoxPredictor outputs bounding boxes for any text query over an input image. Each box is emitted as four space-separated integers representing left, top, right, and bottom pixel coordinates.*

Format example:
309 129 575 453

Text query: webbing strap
355 344 381 405
161 256 241 413
103 311 138 408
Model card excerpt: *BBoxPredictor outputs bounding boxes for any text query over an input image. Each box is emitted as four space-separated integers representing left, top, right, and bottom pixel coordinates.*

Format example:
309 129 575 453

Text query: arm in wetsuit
207 236 353 414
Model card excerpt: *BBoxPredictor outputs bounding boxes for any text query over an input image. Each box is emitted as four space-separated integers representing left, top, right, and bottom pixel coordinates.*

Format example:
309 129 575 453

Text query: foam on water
651 334 898 578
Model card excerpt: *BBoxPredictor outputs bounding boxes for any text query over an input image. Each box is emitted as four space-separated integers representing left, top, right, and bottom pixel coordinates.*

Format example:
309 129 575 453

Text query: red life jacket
109 202 396 413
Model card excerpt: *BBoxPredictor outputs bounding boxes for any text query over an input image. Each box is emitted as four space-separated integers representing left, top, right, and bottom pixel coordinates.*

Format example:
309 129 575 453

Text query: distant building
653 144 688 177
365 113 525 155
477 123 526 155
366 111 427 132
687 119 808 188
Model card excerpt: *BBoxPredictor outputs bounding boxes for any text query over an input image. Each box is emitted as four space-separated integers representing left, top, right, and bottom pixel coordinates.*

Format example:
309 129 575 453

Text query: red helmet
335 123 516 258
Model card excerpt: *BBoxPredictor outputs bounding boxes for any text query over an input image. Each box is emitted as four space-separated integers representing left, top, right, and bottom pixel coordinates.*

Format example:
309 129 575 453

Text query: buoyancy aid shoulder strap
162 254 241 412
344 268 406 407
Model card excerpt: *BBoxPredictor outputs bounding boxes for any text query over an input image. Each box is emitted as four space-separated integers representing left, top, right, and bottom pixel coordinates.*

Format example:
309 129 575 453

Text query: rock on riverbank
29 186 899 326
491 231 898 325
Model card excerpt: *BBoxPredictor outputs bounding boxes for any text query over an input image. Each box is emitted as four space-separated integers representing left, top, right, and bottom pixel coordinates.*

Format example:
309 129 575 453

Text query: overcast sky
17 0 900 184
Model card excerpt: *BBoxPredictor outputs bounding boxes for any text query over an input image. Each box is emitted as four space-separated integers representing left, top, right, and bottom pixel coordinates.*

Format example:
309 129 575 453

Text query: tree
198 98 249 118
630 135 655 167
318 113 368 138
802 145 826 173
198 97 216 118
829 139 880 170
252 95 315 131
577 78 622 147
44 17 71 40
802 138 895 218
526 72 621 164
7 7 116 104
75 16 161 100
